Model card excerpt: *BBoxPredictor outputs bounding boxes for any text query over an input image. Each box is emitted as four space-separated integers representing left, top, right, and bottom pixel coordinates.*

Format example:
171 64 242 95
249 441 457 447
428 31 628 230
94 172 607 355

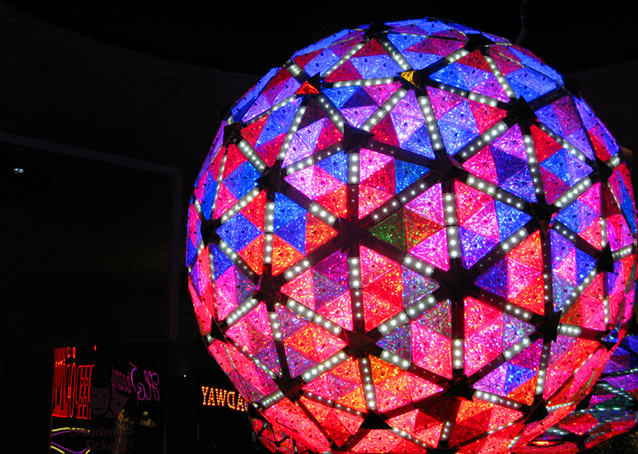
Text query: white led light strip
360 88 408 132
417 95 444 151
500 227 529 253
523 134 544 198
323 43 365 79
282 258 312 281
502 337 533 360
453 338 464 369
474 390 522 409
377 310 411 335
557 324 583 337
555 268 599 317
403 294 439 320
538 124 590 164
554 177 592 209
308 202 337 225
359 356 377 411
258 390 285 409
484 55 515 99
445 48 470 63
348 152 360 185
225 298 259 327
390 427 429 450
262 202 275 265
380 39 412 72
467 90 500 107
277 105 306 160
220 187 262 224
300 351 349 383
284 299 342 336
444 192 461 259
402 254 435 275
459 121 509 160
503 299 533 321
379 350 411 370
238 139 267 173
534 341 553 396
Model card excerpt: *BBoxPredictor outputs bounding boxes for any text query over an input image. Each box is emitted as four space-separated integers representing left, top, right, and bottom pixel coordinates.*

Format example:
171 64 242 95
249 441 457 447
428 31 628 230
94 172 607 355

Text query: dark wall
0 1 636 452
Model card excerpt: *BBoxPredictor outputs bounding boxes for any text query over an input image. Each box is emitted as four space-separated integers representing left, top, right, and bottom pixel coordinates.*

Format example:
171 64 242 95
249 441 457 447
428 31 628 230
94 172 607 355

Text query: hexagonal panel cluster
186 18 637 453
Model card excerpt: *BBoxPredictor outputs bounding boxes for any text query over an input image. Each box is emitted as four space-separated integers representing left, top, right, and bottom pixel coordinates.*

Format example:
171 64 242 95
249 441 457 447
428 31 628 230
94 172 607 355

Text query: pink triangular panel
412 324 452 378
359 185 394 219
281 269 316 309
405 183 445 225
462 146 499 185
409 229 450 271
360 245 400 285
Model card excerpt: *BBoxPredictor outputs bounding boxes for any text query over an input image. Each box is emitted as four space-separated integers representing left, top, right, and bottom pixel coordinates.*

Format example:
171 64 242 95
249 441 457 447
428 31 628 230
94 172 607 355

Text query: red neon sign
51 347 94 420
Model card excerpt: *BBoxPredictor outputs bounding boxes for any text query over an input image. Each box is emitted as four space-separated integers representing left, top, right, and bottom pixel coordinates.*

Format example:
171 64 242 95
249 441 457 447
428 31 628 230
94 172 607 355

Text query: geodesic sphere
186 18 638 453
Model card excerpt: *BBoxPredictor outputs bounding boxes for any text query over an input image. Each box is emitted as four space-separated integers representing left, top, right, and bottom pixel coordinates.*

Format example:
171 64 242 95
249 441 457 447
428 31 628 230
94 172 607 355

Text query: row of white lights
503 300 534 321
502 337 533 360
225 297 259 327
300 351 350 386
282 258 312 281
303 391 365 417
216 238 257 280
534 341 553 396
237 138 268 173
418 95 445 151
467 89 501 108
285 298 343 337
322 41 366 80
402 253 436 275
484 55 516 99
457 120 509 160
467 172 527 212
523 134 545 198
348 152 360 185
379 349 411 371
554 177 593 209
556 268 599 319
538 123 589 164
220 187 261 224
499 226 529 253
359 87 409 133
359 356 377 411
278 104 307 162
381 39 412 73
453 338 464 369
613 244 636 261
207 151 228 218
474 389 523 410
262 202 275 264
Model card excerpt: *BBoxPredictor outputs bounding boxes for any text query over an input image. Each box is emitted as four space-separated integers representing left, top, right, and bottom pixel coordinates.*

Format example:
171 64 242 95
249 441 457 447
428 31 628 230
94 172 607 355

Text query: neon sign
51 347 94 420
111 363 160 403
201 386 247 412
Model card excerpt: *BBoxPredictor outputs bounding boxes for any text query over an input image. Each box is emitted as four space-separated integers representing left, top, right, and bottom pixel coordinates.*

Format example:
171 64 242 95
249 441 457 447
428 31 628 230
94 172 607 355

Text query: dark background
0 0 636 452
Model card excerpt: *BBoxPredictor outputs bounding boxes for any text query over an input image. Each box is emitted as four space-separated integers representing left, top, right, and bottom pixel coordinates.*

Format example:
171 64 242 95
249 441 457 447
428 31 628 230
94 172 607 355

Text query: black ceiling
6 0 638 75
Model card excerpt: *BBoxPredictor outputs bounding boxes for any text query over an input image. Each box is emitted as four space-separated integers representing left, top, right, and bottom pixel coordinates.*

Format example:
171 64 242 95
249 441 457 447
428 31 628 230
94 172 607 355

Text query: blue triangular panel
317 152 349 183
274 193 306 230
476 258 508 297
495 201 531 240
459 227 498 269
395 160 430 192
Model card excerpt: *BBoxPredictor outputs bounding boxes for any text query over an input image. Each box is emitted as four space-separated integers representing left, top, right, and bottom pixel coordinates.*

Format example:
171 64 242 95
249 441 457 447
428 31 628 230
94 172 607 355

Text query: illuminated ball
186 18 637 453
